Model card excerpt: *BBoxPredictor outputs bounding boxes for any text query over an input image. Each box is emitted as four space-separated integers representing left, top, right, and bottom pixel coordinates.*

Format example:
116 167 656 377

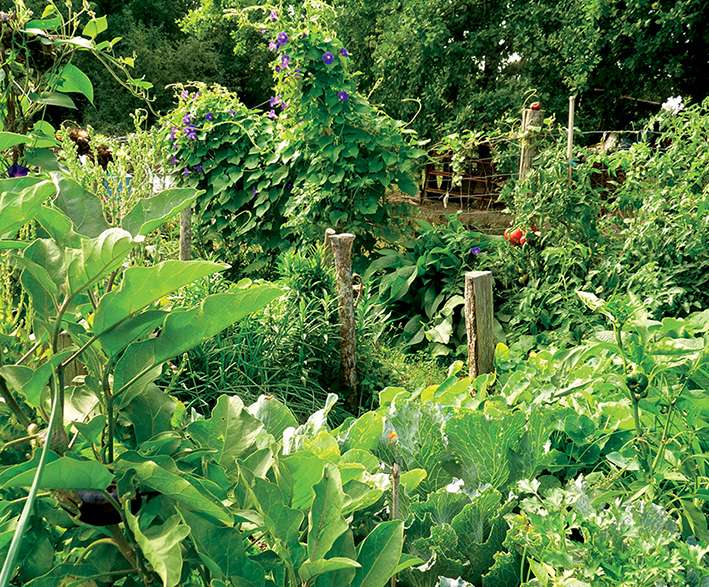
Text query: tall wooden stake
329 233 357 408
567 95 576 181
464 271 495 378
518 106 544 180
179 208 192 261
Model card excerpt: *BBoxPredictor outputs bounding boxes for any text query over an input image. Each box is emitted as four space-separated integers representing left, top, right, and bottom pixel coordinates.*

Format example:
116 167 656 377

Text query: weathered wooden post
518 104 544 180
329 233 357 407
567 95 576 181
179 208 192 261
464 270 495 378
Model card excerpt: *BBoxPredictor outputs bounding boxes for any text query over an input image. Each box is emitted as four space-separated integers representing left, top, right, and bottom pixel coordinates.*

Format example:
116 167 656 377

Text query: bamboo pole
179 208 192 261
390 462 400 587
464 271 495 378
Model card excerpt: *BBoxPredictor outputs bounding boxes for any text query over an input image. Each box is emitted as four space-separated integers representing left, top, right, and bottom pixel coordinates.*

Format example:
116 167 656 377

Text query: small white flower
661 95 683 114
446 478 465 493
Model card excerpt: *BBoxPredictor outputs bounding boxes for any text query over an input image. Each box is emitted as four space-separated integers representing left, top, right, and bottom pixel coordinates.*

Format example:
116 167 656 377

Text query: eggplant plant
0 174 414 585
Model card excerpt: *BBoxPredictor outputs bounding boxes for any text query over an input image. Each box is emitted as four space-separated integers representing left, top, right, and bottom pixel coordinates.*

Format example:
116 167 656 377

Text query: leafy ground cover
0 1 707 585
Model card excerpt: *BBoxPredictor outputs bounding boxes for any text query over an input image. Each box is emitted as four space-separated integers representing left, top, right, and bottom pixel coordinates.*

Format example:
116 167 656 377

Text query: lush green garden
0 0 707 585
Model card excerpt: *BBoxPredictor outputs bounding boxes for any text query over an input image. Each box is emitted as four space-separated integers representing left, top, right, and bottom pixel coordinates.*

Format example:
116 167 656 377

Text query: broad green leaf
179 510 265 583
280 451 326 511
397 173 418 196
0 350 73 407
0 240 28 250
125 511 189 587
0 132 30 150
352 520 404 587
400 468 428 492
50 174 110 237
121 188 200 236
83 16 108 39
93 260 225 336
250 476 304 544
342 411 383 451
1 452 112 490
0 178 55 238
99 309 167 357
67 228 134 295
56 64 94 104
35 205 84 248
34 92 76 109
314 530 358 587
187 395 264 470
116 454 232 526
247 395 298 439
73 414 106 445
123 384 180 443
299 558 360 582
445 412 526 491
114 285 283 404
308 464 348 561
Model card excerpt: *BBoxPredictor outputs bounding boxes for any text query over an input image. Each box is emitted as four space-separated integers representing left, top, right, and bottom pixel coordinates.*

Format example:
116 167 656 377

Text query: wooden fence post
567 95 576 181
329 233 357 407
464 271 495 378
518 106 544 180
179 208 192 261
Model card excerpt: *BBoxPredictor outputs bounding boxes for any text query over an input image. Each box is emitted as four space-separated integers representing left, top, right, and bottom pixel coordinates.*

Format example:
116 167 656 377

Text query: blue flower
267 109 277 119
469 246 481 256
170 155 179 166
269 9 278 21
7 163 29 177
182 168 191 176
205 112 214 121
182 113 192 125
169 126 178 141
269 95 281 108
280 53 290 68
277 32 288 46
194 164 204 174
322 51 334 64
184 126 198 140
337 91 349 102
340 47 349 57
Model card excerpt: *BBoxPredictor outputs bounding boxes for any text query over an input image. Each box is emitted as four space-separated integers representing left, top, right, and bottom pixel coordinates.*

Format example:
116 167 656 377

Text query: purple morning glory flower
251 186 258 196
182 168 191 176
205 112 214 121
269 95 281 108
469 246 481 256
275 65 281 73
182 113 192 125
194 164 204 174
337 91 349 101
267 109 277 119
322 51 334 64
268 40 277 51
170 155 179 166
269 9 277 21
180 90 189 99
277 32 288 45
280 54 290 68
7 163 29 177
184 126 198 140
340 47 349 57
280 101 288 110
169 126 178 141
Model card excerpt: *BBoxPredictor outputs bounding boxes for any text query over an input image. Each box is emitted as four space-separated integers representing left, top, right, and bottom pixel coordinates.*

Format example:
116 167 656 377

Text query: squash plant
0 175 412 585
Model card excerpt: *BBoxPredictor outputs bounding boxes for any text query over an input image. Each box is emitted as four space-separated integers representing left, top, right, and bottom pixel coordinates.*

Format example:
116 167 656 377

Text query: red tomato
530 102 541 111
509 228 523 245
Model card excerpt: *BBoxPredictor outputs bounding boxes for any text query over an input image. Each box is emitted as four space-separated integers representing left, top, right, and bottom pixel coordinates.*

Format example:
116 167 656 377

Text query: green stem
0 372 63 587
0 378 30 427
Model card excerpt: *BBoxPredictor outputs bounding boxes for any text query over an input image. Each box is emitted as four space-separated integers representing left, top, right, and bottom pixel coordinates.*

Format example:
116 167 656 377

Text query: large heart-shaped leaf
50 174 109 237
299 558 360 582
0 452 112 490
56 63 94 104
67 228 134 295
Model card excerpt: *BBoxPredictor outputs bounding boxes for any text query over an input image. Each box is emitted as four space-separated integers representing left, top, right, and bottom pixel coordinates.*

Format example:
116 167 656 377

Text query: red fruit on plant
530 102 541 111
509 228 523 245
